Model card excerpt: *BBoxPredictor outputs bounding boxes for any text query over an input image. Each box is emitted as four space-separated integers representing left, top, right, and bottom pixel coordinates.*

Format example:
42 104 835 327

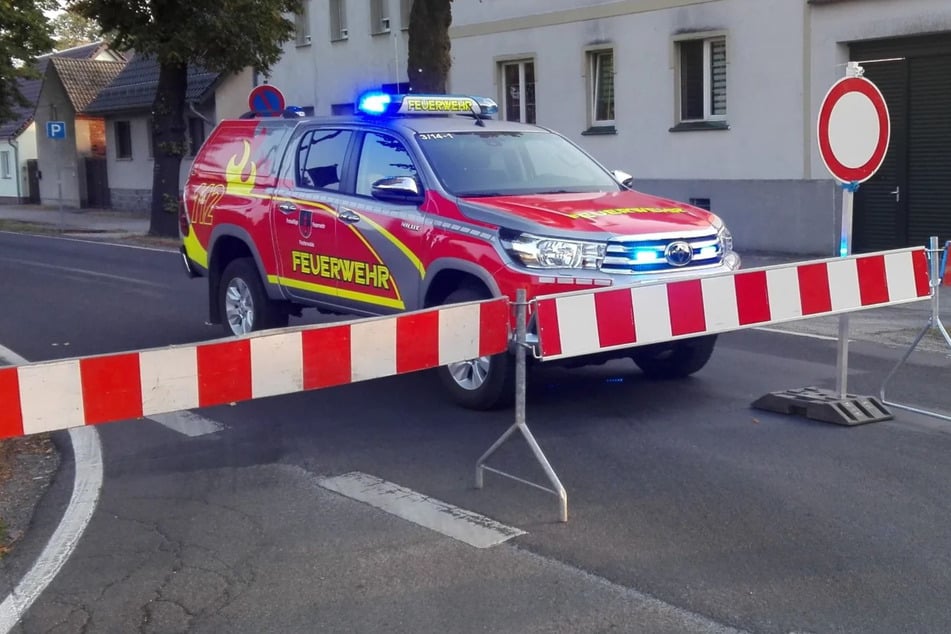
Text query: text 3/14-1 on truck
180 92 741 410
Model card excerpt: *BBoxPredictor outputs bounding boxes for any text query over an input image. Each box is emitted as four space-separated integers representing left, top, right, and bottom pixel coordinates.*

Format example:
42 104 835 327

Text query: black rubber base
751 386 893 426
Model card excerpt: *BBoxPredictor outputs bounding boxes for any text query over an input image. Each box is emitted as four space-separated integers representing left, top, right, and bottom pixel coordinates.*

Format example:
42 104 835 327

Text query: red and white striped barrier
535 247 931 360
0 299 509 440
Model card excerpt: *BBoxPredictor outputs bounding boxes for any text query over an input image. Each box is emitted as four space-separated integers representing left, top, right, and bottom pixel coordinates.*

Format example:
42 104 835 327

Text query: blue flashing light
633 247 663 264
473 97 499 117
839 238 849 257
357 91 393 115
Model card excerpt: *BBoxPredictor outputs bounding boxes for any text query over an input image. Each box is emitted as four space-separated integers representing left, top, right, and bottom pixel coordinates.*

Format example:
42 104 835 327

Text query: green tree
68 0 301 237
0 0 55 125
407 0 452 94
51 10 102 50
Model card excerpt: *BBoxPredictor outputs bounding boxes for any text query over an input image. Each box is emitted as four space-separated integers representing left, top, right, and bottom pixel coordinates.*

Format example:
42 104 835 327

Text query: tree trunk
407 0 452 93
149 61 188 237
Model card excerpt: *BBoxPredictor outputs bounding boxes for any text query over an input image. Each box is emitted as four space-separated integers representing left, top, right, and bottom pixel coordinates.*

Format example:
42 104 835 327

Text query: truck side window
355 132 418 197
297 129 352 191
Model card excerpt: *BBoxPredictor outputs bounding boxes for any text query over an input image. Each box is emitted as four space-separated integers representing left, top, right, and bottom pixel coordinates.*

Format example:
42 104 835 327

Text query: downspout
188 101 212 124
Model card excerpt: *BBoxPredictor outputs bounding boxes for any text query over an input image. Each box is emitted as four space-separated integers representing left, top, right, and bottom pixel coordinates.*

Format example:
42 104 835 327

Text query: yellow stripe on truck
267 275 406 310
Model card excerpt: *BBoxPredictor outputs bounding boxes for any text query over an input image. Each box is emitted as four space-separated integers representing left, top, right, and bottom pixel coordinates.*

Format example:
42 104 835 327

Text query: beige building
0 42 124 204
34 56 125 208
85 57 255 212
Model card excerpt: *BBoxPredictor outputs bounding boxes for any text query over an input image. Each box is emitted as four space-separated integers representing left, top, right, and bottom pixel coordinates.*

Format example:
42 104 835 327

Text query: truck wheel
436 287 514 410
218 258 288 336
632 335 717 379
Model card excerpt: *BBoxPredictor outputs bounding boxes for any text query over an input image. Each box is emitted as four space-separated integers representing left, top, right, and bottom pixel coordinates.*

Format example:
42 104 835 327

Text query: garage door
851 34 951 252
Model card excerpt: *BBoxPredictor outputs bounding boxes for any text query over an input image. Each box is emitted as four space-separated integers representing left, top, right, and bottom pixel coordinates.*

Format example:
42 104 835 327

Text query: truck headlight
505 233 606 270
710 215 734 254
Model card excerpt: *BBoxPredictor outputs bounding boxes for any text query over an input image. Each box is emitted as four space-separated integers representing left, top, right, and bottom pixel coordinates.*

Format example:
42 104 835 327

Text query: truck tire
632 335 717 379
436 287 514 410
218 258 288 336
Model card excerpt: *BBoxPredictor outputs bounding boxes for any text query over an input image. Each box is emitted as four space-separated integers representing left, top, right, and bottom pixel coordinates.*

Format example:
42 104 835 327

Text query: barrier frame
475 289 568 523
880 237 951 421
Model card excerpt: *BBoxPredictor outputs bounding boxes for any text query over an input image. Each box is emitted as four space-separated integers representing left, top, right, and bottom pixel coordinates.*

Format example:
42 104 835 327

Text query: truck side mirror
612 170 634 189
371 176 425 205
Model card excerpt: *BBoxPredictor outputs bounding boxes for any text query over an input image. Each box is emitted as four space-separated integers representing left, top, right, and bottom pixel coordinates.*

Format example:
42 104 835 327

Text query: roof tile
85 56 220 116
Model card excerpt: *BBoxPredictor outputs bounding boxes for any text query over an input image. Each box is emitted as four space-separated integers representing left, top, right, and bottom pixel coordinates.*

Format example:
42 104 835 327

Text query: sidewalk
0 202 948 354
0 203 149 237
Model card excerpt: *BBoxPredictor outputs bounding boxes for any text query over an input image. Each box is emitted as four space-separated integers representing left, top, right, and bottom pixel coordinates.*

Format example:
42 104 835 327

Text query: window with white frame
500 60 536 124
677 35 726 123
400 0 413 30
295 0 311 46
371 0 390 34
330 0 348 40
0 151 10 179
588 49 615 128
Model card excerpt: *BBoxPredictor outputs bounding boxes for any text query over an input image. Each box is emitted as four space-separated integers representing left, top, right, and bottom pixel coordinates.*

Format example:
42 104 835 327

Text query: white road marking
754 327 842 342
318 472 525 549
0 256 167 289
148 411 224 437
0 346 104 634
0 230 177 253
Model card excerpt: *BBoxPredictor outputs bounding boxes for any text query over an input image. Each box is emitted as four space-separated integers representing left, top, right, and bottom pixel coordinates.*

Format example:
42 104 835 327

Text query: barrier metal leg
475 289 568 523
880 237 951 422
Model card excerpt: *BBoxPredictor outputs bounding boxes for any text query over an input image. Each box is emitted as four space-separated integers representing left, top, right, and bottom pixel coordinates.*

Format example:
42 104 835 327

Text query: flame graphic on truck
225 140 257 196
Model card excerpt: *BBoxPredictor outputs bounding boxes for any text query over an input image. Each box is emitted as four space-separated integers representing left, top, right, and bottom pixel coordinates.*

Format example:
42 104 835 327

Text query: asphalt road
1 231 950 633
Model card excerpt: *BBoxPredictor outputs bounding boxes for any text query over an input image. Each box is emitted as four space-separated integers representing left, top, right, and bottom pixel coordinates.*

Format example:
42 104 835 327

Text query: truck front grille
601 233 722 274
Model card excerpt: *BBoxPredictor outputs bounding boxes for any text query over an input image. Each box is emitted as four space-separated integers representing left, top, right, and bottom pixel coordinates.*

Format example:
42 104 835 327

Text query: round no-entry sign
817 76 890 183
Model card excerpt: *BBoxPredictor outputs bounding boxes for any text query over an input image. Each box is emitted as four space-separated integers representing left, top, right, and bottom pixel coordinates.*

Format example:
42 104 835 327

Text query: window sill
581 125 617 136
371 30 391 37
669 120 729 132
116 157 134 161
295 42 312 48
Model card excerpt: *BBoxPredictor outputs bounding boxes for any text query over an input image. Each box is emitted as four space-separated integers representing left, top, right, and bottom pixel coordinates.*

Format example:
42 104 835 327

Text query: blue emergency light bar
356 92 499 118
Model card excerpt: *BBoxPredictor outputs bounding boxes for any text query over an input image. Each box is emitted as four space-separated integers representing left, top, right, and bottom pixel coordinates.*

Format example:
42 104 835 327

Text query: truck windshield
415 130 621 197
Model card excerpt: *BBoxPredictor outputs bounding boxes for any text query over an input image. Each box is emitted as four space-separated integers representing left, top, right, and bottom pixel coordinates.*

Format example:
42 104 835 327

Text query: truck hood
459 190 716 237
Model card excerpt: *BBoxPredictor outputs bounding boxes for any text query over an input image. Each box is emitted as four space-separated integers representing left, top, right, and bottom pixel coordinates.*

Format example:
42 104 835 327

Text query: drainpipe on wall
187 101 212 124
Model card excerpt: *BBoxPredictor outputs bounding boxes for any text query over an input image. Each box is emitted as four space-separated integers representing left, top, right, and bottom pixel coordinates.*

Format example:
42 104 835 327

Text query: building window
400 0 413 30
295 0 311 46
0 151 10 179
371 0 390 34
588 49 615 128
677 35 727 123
115 120 132 159
187 117 206 157
500 60 536 124
330 0 348 41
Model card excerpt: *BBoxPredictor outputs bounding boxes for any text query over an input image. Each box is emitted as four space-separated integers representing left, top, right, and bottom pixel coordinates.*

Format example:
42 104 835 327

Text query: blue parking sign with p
46 121 66 140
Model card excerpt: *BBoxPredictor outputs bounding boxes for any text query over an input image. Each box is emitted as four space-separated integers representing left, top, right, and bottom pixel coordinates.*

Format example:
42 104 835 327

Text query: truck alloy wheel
218 258 288 337
436 286 514 410
225 277 255 335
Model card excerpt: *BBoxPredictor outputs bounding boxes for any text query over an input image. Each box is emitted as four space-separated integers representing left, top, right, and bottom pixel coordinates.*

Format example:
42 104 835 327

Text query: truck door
271 128 354 307
329 130 428 315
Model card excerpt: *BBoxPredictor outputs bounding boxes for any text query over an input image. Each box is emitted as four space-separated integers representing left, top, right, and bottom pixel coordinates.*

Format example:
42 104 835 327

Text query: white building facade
268 0 951 255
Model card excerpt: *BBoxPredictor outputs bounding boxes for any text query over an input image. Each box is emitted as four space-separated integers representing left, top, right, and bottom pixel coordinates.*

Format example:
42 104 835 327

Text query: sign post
46 121 67 230
817 62 891 398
